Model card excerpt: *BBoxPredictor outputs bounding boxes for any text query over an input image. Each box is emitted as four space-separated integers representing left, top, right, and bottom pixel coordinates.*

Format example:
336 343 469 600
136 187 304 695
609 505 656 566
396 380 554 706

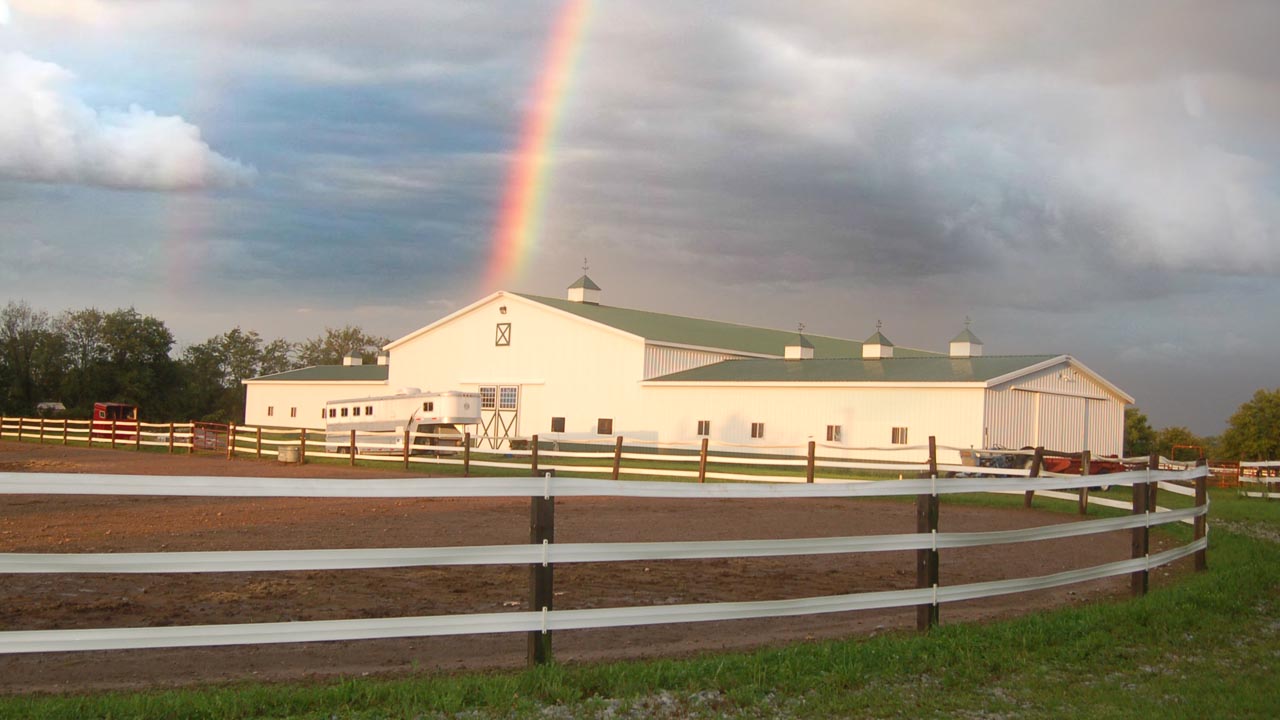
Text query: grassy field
0 486 1275 719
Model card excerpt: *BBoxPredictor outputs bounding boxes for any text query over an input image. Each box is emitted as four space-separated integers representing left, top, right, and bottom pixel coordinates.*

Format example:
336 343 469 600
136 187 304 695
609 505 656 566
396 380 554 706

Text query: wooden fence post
403 429 411 470
111 419 117 450
1024 447 1044 508
17 416 23 443
299 428 307 464
256 427 263 460
806 440 816 483
463 431 471 477
612 435 623 480
62 418 68 446
134 420 141 451
698 437 709 483
168 423 175 453
528 477 555 667
1131 454 1156 596
916 436 940 631
39 417 45 444
1078 451 1091 515
226 424 234 459
531 434 539 477
1195 458 1208 572
349 429 357 467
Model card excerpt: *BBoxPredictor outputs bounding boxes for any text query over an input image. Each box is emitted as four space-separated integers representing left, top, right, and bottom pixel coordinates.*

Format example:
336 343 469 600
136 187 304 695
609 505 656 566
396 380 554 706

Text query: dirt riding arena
0 441 1181 692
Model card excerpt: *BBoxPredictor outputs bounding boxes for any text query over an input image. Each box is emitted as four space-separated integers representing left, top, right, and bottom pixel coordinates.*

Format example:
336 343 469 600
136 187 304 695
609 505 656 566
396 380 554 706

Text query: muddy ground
0 440 1182 693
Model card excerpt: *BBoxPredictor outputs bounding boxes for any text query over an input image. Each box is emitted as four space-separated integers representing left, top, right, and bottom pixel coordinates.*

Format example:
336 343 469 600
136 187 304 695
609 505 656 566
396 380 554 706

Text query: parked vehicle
323 390 481 454
91 402 138 440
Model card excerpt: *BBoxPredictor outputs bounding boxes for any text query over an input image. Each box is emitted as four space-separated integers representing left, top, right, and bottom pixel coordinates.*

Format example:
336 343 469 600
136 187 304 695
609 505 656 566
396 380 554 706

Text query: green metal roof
950 328 983 344
517 294 940 359
648 355 1058 383
863 330 893 346
245 365 389 383
567 274 601 291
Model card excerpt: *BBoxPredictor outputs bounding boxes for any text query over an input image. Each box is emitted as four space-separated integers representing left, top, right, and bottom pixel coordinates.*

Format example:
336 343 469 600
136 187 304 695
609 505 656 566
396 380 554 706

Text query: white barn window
480 387 496 410
499 386 518 410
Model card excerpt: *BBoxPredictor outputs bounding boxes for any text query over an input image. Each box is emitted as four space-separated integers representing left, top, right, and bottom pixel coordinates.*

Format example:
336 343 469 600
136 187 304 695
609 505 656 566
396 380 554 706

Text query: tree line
0 301 387 424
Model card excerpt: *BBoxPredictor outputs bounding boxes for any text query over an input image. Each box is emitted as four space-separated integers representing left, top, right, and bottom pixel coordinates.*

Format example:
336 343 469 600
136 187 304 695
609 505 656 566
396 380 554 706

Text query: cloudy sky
0 0 1276 434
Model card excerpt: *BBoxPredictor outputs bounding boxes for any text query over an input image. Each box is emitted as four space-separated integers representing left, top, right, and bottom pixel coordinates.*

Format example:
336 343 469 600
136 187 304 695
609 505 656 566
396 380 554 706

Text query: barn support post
463 432 471 476
168 423 175 454
612 435 623 480
349 430 357 467
527 474 555 667
806 441 816 483
916 436 940 631
1195 458 1208 572
1024 447 1044 507
698 438 709 483
403 429 411 470
1078 451 1091 516
531 434 539 477
111 420 117 450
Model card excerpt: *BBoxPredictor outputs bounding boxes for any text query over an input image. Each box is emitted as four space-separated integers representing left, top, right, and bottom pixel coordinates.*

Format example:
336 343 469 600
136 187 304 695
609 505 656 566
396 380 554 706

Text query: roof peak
568 274 601 291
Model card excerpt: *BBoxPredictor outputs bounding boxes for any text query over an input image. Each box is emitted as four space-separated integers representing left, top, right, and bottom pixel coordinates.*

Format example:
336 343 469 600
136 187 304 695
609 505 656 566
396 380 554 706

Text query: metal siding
644 345 744 379
984 359 1126 455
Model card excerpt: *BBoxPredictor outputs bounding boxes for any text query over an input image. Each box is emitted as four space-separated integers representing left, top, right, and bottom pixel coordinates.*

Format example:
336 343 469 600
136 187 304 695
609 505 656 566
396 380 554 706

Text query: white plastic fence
1239 461 1280 499
0 416 194 451
0 463 1208 656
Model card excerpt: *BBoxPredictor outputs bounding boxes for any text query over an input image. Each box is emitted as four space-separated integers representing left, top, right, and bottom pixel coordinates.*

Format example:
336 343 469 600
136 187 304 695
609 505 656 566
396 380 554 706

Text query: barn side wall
984 361 1125 456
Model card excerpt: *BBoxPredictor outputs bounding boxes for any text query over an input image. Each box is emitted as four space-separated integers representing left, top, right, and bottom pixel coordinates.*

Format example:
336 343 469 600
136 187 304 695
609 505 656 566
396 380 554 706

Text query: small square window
290 407 297 418
495 322 511 346
341 408 349 417
697 420 710 436
499 386 518 410
267 406 274 417
366 406 373 415
751 422 765 439
597 418 613 435
551 417 566 432
891 427 909 445
353 407 361 417
328 408 336 418
826 425 842 442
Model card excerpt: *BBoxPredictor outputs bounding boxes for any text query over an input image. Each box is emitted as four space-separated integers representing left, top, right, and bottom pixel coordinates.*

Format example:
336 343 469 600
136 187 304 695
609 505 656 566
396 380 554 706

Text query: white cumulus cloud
0 50 254 190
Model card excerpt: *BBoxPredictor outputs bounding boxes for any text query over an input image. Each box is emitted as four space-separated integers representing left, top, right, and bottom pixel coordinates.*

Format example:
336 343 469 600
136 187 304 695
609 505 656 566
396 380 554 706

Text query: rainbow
484 0 592 291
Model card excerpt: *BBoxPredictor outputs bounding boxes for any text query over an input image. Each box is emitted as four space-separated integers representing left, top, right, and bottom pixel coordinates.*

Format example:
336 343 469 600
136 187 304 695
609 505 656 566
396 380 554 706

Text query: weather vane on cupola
876 319 883 332
582 257 589 274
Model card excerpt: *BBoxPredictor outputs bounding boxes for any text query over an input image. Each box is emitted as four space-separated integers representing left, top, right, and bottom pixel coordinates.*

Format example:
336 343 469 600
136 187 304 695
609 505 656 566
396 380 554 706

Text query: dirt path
0 441 1175 693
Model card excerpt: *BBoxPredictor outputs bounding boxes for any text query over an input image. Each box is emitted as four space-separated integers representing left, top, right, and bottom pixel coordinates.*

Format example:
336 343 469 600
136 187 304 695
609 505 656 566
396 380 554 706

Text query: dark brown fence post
62 419 68 446
1195 458 1208 572
111 419 117 450
463 431 471 476
349 429 357 466
256 427 263 460
531 434 539 477
403 429 411 470
528 477 555 667
806 440 816 483
1078 451 1091 515
698 437 709 483
39 417 45 444
916 436 940 631
168 422 175 453
1024 447 1044 508
299 428 307 464
16 417 23 442
1132 454 1156 596
134 420 141 451
612 435 623 480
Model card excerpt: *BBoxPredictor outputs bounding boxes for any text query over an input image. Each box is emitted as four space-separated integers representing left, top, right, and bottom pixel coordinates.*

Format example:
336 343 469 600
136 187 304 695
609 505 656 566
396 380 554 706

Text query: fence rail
0 443 1210 667
0 416 194 452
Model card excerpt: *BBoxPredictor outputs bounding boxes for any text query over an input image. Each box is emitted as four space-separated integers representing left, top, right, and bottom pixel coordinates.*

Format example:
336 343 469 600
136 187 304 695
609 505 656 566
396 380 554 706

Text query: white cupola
862 322 894 359
343 351 363 366
376 350 390 366
567 274 601 304
785 325 815 360
949 319 984 358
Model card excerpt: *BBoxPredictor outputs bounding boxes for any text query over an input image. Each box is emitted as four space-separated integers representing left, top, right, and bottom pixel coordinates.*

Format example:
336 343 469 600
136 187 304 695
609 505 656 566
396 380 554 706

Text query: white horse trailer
323 390 481 454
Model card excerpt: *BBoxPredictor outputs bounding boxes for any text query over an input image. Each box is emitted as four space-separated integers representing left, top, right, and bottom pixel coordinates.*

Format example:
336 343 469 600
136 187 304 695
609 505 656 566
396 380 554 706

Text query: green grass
1 488 1276 718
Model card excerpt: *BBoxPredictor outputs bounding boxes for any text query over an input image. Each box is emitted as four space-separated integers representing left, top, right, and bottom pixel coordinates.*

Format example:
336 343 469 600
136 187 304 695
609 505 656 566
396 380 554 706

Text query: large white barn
244 277 1132 461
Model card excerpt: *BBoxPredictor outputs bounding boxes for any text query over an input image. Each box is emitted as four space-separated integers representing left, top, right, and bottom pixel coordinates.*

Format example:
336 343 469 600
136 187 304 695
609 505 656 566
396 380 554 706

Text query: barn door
478 385 520 449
